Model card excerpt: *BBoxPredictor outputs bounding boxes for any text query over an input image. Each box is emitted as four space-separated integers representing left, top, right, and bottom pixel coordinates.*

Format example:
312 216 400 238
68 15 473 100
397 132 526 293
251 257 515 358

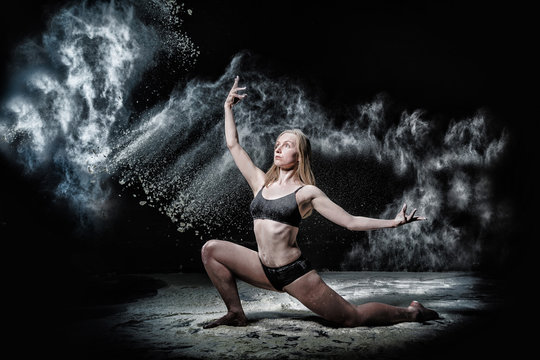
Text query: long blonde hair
264 129 316 218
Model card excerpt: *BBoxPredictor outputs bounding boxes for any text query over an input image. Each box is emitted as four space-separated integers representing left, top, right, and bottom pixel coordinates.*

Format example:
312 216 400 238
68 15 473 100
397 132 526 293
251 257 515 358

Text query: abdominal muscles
253 219 302 267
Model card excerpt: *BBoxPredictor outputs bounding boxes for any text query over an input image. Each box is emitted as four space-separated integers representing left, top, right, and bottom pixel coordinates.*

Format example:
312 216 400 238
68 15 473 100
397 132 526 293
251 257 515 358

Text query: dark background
1 0 534 272
0 1 536 358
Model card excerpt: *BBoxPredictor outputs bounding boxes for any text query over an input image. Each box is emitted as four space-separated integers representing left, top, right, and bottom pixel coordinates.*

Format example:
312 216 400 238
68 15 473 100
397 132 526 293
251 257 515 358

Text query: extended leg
201 239 276 328
353 301 436 326
284 271 438 327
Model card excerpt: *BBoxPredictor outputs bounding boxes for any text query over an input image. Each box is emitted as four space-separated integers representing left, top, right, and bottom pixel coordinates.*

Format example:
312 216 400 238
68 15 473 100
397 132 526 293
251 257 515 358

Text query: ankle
227 308 246 318
406 305 420 322
411 309 420 322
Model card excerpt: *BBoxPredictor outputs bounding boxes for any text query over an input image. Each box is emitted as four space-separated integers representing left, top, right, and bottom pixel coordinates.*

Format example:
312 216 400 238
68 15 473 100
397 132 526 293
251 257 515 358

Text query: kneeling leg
201 239 276 328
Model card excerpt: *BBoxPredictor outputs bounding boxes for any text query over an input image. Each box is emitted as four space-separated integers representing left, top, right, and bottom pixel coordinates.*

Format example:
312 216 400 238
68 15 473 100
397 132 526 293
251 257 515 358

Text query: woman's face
274 132 298 169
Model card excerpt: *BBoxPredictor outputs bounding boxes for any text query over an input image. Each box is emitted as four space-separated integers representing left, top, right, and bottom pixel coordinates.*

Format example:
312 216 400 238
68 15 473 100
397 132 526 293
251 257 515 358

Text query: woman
201 76 438 328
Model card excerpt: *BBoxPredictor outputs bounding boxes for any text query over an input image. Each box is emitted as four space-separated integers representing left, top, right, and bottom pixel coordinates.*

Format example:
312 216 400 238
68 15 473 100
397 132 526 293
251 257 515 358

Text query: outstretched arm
224 76 265 193
309 186 425 231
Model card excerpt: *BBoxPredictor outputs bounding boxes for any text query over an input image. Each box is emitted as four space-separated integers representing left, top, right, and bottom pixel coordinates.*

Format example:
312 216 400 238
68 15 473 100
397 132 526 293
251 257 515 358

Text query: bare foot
408 300 439 322
203 311 248 329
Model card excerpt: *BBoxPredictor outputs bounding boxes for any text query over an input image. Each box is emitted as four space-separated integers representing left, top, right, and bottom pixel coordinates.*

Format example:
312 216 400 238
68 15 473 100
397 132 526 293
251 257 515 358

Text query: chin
277 163 296 171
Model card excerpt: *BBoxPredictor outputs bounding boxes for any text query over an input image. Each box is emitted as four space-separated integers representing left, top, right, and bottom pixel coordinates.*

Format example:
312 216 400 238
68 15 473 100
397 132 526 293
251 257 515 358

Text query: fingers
410 212 427 222
407 208 417 221
230 77 246 94
231 93 247 104
231 76 245 90
227 76 247 106
232 75 239 88
399 203 427 223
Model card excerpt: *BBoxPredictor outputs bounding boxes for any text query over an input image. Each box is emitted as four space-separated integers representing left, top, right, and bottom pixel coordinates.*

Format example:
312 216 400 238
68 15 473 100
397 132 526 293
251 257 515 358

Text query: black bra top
250 185 304 227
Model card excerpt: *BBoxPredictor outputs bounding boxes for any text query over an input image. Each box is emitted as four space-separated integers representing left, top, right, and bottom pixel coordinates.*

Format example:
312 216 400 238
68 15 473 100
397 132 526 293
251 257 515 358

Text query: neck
275 166 298 185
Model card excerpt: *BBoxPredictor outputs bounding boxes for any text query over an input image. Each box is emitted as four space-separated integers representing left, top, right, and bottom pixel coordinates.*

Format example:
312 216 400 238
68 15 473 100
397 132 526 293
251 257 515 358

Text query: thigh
206 240 277 291
284 271 357 325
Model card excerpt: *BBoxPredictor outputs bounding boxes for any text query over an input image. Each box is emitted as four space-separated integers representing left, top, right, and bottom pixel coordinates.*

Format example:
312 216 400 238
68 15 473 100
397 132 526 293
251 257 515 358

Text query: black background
1 0 535 273
0 1 536 358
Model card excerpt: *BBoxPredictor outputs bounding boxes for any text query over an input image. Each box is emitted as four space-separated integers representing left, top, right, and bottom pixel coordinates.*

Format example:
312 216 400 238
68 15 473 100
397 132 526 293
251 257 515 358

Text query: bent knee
201 239 221 264
340 316 360 328
329 309 362 328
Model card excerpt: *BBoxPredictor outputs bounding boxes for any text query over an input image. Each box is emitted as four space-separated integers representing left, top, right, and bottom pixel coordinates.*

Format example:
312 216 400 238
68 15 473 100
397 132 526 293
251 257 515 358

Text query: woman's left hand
394 203 426 226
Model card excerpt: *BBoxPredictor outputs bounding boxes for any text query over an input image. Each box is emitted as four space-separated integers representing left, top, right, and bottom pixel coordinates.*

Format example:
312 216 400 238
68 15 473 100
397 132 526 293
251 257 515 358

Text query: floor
56 271 527 359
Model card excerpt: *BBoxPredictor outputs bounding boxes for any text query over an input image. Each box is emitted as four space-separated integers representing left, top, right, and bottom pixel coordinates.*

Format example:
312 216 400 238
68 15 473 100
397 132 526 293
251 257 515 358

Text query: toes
203 321 219 329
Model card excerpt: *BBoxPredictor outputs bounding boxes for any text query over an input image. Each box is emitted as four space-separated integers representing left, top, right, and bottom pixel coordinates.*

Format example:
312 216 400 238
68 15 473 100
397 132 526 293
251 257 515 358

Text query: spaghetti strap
294 185 305 193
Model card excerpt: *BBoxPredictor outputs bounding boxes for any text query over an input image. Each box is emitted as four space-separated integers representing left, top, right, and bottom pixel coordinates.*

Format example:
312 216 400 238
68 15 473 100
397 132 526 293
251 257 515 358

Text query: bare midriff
253 219 301 267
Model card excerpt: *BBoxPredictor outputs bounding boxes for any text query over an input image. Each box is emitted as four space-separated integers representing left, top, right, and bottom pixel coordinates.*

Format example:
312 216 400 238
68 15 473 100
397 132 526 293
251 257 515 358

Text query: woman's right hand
225 76 247 109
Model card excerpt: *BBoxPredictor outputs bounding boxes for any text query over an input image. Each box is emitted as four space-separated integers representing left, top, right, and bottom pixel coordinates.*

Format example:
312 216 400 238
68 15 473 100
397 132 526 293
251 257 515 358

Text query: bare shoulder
298 184 325 200
297 185 327 216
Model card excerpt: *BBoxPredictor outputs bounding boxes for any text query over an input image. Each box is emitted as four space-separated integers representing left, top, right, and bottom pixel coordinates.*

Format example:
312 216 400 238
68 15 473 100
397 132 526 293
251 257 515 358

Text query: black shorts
259 254 313 291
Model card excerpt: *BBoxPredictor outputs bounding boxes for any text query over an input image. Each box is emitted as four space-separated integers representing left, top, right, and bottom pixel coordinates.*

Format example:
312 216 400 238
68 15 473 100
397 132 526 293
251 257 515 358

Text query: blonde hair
264 129 316 218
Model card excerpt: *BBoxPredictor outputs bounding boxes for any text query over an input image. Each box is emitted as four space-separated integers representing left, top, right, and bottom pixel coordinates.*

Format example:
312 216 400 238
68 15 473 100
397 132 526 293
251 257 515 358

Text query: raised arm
224 76 265 194
307 186 425 231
